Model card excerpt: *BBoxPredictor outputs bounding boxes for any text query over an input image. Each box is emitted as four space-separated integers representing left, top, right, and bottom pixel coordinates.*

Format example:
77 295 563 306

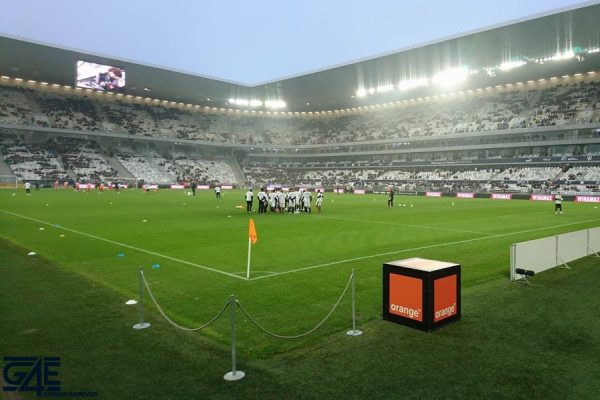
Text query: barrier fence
132 268 362 381
510 227 600 281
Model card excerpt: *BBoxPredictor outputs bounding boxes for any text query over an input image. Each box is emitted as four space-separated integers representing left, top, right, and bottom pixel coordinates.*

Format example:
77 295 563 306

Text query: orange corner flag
249 218 258 244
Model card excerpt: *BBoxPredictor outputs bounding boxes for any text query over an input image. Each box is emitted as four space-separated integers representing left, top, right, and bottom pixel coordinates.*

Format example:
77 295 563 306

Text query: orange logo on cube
434 275 457 322
389 274 423 322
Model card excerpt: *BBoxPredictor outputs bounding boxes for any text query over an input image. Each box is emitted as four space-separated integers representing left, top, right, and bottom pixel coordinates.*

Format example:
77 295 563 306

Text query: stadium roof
1 1 600 112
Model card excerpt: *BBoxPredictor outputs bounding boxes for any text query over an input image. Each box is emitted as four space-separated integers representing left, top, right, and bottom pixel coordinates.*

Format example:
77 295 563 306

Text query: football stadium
2 1 600 399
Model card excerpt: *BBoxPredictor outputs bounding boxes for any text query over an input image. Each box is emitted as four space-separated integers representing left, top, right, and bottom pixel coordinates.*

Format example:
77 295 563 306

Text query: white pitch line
318 215 495 236
4 209 600 283
250 218 600 281
0 209 246 281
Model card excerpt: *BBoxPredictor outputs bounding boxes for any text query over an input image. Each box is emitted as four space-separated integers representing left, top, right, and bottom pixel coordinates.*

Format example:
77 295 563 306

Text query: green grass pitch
1 188 600 399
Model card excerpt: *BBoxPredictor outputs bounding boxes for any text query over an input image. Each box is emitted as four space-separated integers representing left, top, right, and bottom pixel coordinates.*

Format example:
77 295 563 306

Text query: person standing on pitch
387 187 394 208
191 181 197 196
554 193 564 215
316 190 324 213
303 189 312 213
257 188 267 214
215 185 221 199
245 188 254 212
24 181 31 196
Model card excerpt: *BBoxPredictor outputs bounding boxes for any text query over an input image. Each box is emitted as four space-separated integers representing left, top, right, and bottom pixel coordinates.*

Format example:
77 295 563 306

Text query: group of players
245 188 324 214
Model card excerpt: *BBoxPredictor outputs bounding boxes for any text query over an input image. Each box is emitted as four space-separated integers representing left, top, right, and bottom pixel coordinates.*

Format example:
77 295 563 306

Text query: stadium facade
1 2 600 194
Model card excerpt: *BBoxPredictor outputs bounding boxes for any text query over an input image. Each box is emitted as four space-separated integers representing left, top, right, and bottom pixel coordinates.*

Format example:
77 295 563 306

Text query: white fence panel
557 230 588 264
588 227 600 254
510 228 599 280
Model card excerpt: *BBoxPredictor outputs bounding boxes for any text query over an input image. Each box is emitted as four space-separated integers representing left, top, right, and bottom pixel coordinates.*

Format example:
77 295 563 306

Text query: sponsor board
78 183 96 189
222 185 233 189
170 184 185 189
491 193 512 200
575 195 600 203
456 192 475 199
531 194 554 201
354 189 366 194
426 192 442 197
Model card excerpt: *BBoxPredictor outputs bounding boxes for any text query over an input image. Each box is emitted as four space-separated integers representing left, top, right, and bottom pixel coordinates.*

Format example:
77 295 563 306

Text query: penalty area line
0 209 246 281
250 218 600 281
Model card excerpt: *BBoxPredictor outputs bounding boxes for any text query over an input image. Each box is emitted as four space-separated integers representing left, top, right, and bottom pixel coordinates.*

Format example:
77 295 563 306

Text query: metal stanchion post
346 269 362 336
133 268 151 330
224 295 245 381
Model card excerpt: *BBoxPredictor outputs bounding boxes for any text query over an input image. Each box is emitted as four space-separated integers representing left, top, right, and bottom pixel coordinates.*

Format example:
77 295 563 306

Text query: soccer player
24 181 31 196
316 190 324 213
278 190 287 213
269 190 277 213
303 189 312 213
287 190 296 213
387 187 394 208
554 193 564 215
191 181 197 196
245 189 254 212
298 188 305 211
215 185 221 199
257 188 267 214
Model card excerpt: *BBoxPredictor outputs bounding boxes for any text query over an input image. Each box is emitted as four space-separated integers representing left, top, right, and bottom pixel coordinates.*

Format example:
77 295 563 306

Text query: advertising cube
383 257 461 331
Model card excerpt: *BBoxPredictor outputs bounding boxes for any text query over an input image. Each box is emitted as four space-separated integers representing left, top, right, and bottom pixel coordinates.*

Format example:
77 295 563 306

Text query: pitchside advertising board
383 258 461 332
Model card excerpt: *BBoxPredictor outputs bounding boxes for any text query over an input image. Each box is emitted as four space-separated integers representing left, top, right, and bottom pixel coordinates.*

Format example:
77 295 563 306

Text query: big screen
76 61 126 92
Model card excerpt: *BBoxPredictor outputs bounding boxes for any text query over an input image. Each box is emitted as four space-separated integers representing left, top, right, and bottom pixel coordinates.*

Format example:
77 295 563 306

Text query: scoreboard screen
76 61 126 92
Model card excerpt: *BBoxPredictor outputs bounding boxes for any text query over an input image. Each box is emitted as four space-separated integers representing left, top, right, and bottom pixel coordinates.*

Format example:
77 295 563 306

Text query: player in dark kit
387 187 394 208
191 181 197 196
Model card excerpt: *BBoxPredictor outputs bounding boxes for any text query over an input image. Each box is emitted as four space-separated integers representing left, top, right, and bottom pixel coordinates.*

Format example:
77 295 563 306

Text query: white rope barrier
235 271 354 339
142 273 229 331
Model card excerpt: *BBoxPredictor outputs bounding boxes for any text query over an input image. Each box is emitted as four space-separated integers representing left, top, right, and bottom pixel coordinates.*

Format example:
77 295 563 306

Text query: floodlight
515 268 535 286
432 67 469 86
499 60 526 71
376 84 394 93
397 79 429 91
552 50 575 61
515 268 534 276
356 89 367 98
265 100 286 109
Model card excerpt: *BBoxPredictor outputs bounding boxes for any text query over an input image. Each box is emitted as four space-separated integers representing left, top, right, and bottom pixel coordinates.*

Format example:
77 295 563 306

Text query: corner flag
249 218 258 244
247 219 257 279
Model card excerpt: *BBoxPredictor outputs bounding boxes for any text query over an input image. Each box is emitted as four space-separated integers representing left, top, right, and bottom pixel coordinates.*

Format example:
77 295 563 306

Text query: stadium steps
227 158 246 186
0 155 15 178
105 156 135 179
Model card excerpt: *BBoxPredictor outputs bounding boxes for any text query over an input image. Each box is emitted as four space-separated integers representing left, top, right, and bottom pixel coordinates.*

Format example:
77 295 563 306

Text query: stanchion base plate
133 322 151 330
346 329 363 336
224 371 245 381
